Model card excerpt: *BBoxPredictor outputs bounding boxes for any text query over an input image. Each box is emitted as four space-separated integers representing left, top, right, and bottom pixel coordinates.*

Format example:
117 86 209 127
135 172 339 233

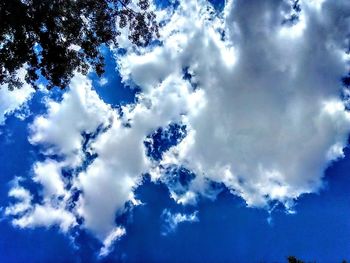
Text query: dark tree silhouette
0 0 159 90
287 256 304 263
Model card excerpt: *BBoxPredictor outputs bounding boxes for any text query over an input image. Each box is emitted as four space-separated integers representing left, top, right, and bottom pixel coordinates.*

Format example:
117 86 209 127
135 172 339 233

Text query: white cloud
119 0 350 209
33 159 67 198
5 183 32 216
74 73 200 241
99 77 108 86
11 204 77 232
5 71 194 250
0 67 34 124
6 74 116 240
5 179 76 232
99 226 126 257
6 68 200 249
161 209 199 235
29 73 113 167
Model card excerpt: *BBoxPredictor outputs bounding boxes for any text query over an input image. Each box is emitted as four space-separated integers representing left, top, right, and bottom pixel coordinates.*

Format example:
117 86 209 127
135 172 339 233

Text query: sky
0 0 350 262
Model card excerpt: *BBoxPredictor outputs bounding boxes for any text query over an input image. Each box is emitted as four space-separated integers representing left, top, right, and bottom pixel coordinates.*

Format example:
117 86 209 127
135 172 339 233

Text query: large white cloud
29 74 113 167
120 0 350 209
5 70 199 254
5 0 350 256
74 70 201 241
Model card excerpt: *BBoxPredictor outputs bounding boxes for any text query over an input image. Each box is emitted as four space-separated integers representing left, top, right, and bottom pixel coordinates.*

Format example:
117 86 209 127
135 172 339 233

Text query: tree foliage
0 0 159 90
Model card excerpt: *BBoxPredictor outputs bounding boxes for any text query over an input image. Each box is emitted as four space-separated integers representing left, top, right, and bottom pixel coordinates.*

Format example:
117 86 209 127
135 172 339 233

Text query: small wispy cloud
99 226 126 257
161 209 199 236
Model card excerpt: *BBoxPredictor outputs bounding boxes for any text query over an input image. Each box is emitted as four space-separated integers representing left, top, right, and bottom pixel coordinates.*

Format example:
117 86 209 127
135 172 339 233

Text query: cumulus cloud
5 71 196 252
5 181 32 216
5 0 350 256
73 69 201 241
120 0 350 209
29 74 113 167
6 75 117 241
5 178 76 232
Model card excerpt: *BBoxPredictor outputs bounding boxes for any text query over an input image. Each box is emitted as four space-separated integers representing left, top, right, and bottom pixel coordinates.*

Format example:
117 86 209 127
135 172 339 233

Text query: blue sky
1 0 350 262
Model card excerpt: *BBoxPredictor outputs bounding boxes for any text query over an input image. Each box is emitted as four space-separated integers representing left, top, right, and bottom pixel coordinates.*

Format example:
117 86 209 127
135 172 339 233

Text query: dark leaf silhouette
0 0 159 90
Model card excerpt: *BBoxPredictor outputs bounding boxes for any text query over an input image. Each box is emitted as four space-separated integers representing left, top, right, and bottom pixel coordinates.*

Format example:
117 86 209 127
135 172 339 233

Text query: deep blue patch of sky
99 153 350 263
144 123 187 161
89 46 138 107
208 0 225 12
